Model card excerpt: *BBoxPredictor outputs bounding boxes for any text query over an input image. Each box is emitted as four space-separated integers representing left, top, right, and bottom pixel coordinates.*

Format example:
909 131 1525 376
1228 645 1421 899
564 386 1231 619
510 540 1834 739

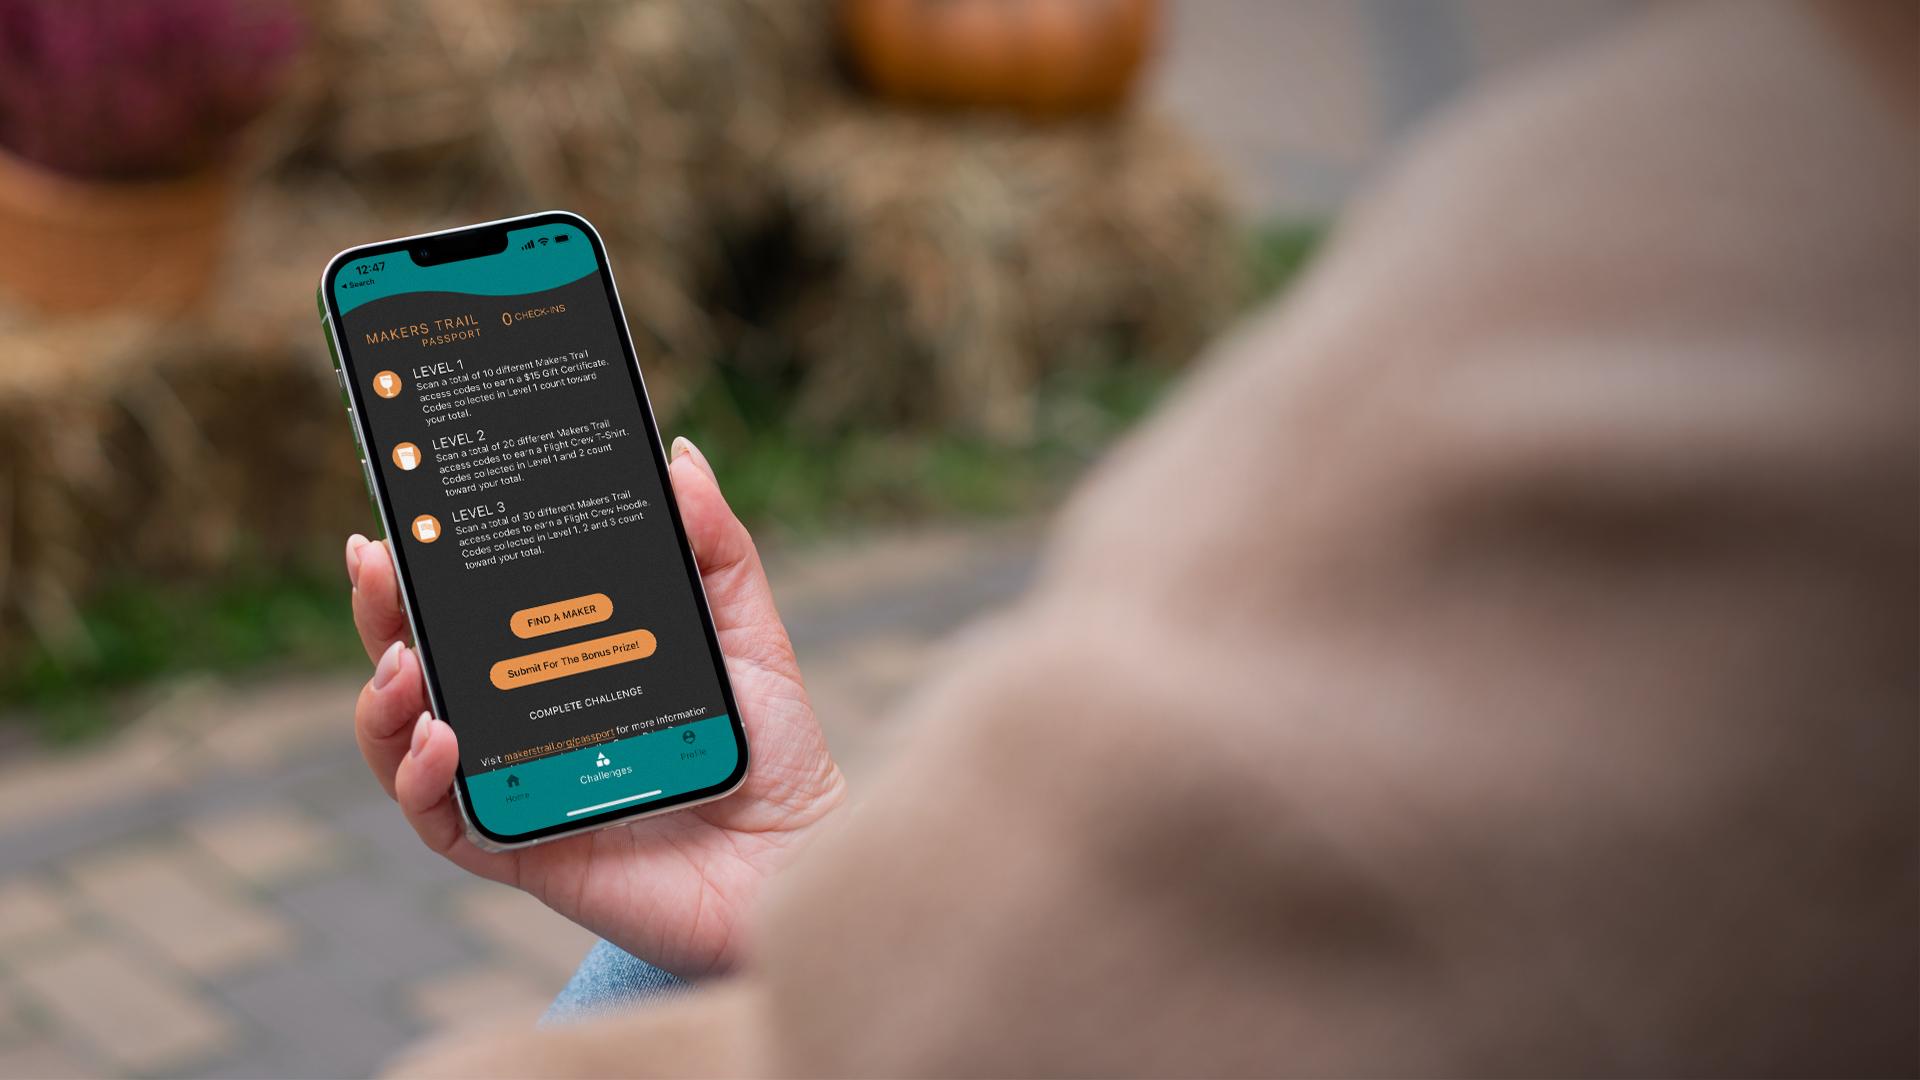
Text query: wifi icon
537 237 548 247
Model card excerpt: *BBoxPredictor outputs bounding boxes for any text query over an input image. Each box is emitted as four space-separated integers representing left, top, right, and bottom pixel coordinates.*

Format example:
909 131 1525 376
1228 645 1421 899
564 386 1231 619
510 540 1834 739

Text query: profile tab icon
373 370 403 399
411 514 441 543
392 442 423 471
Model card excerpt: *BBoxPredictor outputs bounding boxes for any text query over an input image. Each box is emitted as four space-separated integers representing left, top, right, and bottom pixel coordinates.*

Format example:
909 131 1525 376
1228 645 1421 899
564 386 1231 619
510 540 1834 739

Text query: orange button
510 592 614 639
489 629 657 690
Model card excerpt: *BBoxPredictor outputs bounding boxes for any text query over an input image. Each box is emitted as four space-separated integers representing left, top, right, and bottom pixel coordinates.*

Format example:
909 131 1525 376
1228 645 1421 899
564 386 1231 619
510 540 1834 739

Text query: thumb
667 437 784 642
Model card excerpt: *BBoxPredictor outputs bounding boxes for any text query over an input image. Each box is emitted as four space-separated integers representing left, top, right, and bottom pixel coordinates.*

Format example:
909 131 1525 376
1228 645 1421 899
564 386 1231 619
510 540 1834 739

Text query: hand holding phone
324 214 845 975
346 439 845 977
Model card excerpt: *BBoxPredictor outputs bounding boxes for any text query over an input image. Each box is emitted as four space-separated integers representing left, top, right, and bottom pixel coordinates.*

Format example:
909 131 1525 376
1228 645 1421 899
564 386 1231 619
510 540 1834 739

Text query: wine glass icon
373 370 403 399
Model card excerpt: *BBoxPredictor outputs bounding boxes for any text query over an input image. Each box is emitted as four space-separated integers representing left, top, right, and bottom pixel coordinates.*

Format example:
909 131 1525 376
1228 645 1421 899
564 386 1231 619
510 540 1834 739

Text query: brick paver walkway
0 526 1038 1077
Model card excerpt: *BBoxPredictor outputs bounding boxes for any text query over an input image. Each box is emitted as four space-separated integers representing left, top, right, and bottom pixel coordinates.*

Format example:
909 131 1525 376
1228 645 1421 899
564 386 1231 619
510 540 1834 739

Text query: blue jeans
543 939 688 1025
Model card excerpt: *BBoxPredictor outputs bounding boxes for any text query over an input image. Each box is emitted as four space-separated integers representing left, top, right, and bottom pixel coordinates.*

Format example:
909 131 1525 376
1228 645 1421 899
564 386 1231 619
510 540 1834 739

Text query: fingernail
373 640 405 690
410 712 432 756
346 534 368 586
674 436 716 481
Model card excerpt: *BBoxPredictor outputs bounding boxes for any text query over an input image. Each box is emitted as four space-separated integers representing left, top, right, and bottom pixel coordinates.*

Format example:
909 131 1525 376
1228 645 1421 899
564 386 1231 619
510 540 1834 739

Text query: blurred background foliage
0 0 1329 738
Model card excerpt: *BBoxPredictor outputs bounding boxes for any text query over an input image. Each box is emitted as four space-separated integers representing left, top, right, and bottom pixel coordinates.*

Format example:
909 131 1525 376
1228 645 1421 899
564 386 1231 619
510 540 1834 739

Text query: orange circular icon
372 370 403 398
410 514 442 543
391 442 423 471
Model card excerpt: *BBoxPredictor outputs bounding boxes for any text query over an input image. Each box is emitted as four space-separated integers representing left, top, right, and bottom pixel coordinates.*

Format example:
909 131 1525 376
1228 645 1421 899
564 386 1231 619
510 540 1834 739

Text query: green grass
673 357 1181 534
3 220 1324 742
1245 220 1328 306
3 562 367 743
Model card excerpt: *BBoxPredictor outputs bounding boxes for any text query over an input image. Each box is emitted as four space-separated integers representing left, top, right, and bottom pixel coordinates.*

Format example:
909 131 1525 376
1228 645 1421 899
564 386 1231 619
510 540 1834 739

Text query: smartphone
318 211 748 850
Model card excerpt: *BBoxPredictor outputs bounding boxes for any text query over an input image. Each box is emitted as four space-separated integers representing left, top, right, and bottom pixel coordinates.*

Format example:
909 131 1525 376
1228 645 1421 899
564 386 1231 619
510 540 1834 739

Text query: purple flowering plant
0 0 303 180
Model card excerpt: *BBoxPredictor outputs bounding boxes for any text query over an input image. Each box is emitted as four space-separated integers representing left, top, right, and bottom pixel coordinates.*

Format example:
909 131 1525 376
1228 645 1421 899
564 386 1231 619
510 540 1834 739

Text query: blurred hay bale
0 297 362 661
0 186 381 660
277 0 1236 434
763 105 1237 436
275 0 840 415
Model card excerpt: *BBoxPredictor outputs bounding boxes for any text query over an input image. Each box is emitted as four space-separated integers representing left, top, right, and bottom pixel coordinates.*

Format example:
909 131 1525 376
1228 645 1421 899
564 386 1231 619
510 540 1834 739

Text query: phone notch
409 227 510 267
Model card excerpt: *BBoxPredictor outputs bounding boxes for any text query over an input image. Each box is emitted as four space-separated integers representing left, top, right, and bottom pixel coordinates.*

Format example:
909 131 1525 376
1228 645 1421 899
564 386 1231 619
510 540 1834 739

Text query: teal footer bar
464 714 736 837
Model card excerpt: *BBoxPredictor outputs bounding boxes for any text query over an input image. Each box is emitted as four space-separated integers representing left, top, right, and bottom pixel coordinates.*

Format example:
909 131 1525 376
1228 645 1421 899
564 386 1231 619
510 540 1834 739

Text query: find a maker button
510 592 614 639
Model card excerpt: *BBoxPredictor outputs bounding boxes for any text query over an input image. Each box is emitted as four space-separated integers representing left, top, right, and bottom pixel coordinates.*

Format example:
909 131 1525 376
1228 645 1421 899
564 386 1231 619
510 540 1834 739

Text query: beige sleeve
395 2 1917 1075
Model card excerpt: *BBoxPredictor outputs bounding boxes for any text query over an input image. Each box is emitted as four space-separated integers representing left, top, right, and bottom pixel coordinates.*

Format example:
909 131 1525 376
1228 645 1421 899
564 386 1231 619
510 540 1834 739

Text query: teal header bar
464 714 738 838
332 222 597 314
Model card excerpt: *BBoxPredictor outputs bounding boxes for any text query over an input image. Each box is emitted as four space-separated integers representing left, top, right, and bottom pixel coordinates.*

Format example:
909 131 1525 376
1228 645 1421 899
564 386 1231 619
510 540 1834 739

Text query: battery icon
552 234 569 244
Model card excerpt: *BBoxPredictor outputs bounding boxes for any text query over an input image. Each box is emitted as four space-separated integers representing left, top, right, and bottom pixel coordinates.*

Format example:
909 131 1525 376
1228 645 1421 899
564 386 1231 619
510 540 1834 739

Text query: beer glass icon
373 370 403 399
392 442 422 471
411 514 441 543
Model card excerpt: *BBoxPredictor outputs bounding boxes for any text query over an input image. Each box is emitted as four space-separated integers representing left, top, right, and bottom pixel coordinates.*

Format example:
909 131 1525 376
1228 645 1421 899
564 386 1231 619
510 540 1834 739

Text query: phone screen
323 214 746 844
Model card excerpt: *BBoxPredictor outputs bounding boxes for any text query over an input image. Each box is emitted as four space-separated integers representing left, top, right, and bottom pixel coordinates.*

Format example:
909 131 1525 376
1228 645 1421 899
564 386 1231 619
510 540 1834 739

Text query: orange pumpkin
841 0 1159 115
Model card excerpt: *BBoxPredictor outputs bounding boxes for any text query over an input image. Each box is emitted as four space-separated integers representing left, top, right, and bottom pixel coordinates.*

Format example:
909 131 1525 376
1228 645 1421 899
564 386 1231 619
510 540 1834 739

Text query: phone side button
360 457 380 515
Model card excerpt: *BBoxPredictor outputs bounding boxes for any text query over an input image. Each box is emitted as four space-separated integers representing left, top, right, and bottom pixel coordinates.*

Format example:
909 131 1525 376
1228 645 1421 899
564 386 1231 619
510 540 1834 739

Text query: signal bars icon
519 238 536 251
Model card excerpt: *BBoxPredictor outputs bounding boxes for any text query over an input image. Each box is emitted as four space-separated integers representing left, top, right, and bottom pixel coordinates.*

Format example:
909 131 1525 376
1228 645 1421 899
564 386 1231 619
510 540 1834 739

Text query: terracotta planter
0 148 230 316
842 0 1159 115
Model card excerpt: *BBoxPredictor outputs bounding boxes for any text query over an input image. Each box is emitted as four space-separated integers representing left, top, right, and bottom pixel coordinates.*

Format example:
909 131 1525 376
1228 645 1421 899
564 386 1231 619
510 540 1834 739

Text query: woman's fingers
348 534 412 664
354 639 429 800
393 714 517 883
358 658 516 882
345 548 513 883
